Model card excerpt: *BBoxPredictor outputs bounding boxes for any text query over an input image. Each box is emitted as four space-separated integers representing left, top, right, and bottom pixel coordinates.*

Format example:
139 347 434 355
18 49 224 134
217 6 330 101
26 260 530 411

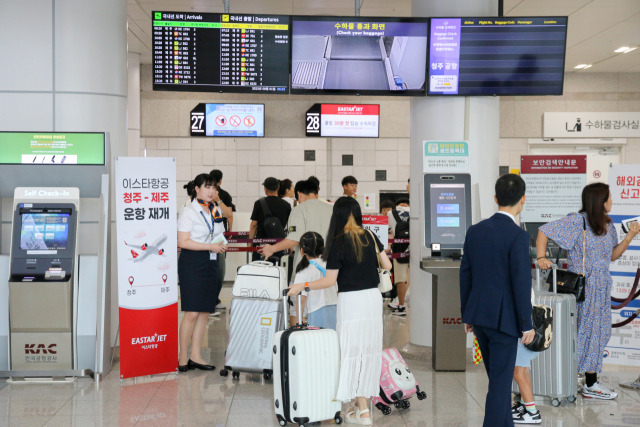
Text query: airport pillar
0 0 127 354
409 0 500 348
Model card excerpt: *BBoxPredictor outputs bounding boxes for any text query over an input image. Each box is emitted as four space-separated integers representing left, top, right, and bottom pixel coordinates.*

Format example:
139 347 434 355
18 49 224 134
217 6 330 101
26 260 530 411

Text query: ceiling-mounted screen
291 16 428 95
0 132 105 165
428 17 567 96
153 11 290 93
190 103 265 137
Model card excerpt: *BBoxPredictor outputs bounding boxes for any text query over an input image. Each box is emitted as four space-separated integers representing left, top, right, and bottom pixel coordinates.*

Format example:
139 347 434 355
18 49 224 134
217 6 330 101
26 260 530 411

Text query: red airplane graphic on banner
124 235 167 263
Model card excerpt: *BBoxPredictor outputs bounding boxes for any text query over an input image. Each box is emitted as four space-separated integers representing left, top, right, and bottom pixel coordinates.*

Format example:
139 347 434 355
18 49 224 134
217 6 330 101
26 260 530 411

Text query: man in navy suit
460 174 534 427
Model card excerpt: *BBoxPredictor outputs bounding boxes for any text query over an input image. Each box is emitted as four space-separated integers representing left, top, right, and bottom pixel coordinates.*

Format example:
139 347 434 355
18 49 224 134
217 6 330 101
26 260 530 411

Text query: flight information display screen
0 132 105 165
20 213 70 251
153 11 290 93
428 17 567 96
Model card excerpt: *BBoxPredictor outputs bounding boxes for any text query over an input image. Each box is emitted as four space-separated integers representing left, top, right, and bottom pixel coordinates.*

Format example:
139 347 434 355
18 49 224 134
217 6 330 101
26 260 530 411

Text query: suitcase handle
251 260 274 267
535 261 558 293
282 289 304 328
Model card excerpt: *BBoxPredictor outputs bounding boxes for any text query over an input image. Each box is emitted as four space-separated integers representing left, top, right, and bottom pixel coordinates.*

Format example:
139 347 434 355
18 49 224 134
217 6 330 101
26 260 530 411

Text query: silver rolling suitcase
513 265 577 406
273 291 342 426
221 297 284 380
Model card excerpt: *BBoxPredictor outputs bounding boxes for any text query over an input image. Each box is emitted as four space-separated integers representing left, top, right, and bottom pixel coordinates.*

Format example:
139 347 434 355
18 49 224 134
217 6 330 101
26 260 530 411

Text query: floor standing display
420 174 471 371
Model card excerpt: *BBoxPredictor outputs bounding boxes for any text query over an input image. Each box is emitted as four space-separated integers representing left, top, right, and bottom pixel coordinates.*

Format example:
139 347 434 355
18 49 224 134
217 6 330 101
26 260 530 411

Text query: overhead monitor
291 16 428 95
428 17 568 96
190 103 265 137
153 11 290 93
424 174 472 254
0 132 105 165
305 104 380 137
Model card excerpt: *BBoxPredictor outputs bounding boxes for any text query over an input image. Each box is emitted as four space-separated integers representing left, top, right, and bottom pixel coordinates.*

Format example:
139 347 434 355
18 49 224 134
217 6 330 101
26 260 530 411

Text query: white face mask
395 206 410 214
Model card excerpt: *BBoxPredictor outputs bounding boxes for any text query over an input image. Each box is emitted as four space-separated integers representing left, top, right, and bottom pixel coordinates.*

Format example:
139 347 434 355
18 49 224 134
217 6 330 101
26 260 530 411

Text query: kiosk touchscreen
9 199 78 371
423 174 472 257
422 173 471 371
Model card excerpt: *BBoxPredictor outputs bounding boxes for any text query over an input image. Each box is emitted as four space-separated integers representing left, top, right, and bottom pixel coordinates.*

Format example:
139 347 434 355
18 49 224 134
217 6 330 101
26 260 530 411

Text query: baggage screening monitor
10 203 78 281
424 174 471 257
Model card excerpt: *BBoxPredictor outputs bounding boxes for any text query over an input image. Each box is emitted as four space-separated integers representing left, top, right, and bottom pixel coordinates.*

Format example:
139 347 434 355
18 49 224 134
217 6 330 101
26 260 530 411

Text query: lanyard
309 260 326 277
199 209 215 240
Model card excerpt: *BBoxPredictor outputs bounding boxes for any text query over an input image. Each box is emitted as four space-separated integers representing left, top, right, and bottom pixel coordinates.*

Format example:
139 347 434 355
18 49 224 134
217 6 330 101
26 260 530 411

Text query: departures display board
0 132 105 165
153 11 290 93
428 17 567 96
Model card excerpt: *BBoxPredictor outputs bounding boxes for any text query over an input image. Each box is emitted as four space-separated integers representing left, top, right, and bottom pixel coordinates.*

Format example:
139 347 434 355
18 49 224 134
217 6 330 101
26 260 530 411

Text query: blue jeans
307 304 337 330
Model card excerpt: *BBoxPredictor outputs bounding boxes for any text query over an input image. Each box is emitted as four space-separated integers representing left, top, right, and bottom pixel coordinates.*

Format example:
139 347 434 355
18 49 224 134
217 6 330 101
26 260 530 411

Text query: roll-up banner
115 157 178 379
606 164 640 366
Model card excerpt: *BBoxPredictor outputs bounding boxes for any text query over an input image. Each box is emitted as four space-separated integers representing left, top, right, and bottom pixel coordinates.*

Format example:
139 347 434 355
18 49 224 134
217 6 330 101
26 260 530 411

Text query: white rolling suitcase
232 260 287 300
221 297 283 380
273 291 342 427
513 265 577 406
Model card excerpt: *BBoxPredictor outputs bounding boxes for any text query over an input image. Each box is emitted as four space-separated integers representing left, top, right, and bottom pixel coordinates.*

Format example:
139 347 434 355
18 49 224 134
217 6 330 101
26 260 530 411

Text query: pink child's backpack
372 348 427 415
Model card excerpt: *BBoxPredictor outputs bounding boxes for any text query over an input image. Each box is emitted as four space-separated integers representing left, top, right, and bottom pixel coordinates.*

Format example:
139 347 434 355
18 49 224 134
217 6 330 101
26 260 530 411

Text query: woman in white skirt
288 196 391 425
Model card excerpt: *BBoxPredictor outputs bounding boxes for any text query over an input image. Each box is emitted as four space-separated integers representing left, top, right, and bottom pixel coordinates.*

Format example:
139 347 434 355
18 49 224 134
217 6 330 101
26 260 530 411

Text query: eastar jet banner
520 155 587 223
305 104 380 137
115 157 178 379
363 215 389 250
605 164 640 367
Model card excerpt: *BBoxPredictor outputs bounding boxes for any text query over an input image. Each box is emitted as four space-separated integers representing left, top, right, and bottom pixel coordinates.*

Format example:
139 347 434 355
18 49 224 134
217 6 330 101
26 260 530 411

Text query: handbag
366 229 392 293
546 216 586 302
525 304 553 352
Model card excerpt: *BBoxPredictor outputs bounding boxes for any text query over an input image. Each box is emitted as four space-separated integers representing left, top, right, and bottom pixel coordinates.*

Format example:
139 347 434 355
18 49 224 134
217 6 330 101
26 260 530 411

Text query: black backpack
392 209 410 264
259 198 287 239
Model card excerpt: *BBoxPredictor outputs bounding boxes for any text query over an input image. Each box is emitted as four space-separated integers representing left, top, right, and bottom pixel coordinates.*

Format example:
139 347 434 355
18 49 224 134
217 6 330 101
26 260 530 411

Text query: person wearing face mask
537 183 640 400
177 173 228 372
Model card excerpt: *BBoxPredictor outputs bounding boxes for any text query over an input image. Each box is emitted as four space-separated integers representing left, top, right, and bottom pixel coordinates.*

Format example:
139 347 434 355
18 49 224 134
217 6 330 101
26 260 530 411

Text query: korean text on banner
520 155 587 223
363 215 389 250
423 141 469 173
606 164 640 367
115 157 178 379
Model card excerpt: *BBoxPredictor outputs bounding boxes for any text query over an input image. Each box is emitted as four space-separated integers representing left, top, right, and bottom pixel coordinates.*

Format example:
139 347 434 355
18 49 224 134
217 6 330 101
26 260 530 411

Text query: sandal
345 407 372 425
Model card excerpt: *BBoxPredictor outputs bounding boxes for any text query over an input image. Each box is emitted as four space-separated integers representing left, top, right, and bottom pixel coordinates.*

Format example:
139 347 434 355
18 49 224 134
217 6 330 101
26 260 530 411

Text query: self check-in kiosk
9 196 79 371
420 174 472 371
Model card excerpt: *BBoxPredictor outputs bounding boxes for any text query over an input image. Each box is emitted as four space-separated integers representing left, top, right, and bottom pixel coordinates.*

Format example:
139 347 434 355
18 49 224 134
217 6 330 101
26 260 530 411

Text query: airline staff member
177 173 227 372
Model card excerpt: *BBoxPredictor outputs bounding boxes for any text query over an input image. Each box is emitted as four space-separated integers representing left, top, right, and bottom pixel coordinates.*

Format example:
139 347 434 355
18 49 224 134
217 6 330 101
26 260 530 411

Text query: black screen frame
423 174 472 251
290 15 429 96
0 131 106 166
426 16 568 97
11 203 77 259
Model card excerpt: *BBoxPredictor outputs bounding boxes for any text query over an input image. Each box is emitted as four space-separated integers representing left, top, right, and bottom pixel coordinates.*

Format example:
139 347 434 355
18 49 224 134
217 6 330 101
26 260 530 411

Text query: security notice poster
520 155 587 223
605 164 640 366
363 215 389 250
115 157 178 379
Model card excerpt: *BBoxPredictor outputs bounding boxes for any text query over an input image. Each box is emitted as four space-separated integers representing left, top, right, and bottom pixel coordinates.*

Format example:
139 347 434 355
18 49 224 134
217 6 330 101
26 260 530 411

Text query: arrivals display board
428 17 567 96
291 16 428 95
153 11 290 93
305 104 379 137
0 132 105 165
190 103 265 137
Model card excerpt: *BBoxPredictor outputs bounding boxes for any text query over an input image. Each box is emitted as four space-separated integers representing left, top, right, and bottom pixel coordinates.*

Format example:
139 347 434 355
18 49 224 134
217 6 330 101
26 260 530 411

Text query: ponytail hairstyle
579 182 611 236
278 178 293 198
295 231 325 274
183 180 195 199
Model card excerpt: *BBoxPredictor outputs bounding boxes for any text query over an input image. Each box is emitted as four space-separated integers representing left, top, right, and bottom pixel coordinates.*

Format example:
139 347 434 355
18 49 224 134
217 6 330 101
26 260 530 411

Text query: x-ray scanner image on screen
291 16 428 95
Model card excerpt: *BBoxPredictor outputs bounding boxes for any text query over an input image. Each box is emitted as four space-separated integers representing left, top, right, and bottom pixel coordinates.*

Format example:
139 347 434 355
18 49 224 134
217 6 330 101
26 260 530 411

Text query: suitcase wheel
551 398 561 407
263 372 272 380
402 400 410 409
394 401 403 409
417 391 427 400
334 415 343 424
220 369 228 377
232 371 240 380
276 415 287 426
567 395 576 403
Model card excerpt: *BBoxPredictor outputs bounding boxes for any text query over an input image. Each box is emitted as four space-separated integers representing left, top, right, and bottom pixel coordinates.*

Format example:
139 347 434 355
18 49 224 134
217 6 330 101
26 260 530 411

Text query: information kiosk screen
152 11 290 93
20 212 71 251
424 174 472 252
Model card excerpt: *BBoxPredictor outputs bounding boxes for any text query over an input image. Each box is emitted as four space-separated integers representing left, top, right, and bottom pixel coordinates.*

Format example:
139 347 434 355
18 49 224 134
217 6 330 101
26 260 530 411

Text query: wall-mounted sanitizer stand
0 139 111 382
420 174 472 372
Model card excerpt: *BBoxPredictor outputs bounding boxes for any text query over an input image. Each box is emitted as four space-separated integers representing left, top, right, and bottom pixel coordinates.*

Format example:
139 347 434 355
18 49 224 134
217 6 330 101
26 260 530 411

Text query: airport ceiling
128 0 640 73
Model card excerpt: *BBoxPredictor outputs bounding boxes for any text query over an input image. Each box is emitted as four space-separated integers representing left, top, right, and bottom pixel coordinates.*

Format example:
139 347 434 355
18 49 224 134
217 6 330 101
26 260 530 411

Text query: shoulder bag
546 216 586 302
366 229 392 293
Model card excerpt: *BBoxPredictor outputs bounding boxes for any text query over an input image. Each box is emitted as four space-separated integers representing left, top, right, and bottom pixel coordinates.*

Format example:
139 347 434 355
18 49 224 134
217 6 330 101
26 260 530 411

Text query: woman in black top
288 197 391 425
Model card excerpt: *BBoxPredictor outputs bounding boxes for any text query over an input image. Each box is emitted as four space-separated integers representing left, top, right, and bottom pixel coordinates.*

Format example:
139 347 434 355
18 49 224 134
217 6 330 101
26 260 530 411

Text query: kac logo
442 317 462 325
24 344 57 355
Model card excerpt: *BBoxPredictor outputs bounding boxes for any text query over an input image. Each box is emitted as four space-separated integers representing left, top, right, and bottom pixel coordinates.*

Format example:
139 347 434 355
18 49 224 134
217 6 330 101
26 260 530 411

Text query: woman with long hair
177 173 228 372
537 183 639 399
288 197 391 425
278 178 296 207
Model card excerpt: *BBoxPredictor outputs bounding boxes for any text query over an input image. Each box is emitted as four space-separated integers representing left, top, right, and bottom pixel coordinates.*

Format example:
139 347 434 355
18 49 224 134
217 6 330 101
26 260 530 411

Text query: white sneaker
209 311 221 317
215 303 226 310
387 298 399 310
582 381 618 400
620 377 640 390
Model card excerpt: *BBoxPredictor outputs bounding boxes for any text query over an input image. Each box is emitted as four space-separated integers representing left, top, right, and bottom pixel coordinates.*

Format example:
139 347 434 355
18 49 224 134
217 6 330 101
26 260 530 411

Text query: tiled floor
2 286 640 426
